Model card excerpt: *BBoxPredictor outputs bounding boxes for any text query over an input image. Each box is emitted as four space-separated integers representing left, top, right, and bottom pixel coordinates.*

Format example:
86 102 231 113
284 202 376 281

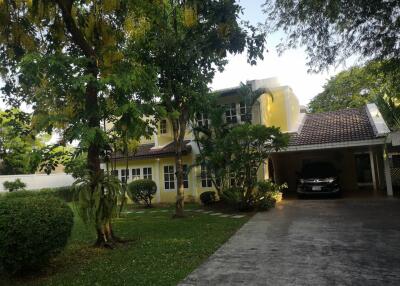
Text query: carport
269 104 393 197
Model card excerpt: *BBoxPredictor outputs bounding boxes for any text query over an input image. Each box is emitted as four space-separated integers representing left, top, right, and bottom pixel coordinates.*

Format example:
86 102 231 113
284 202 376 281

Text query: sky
0 0 350 109
210 0 346 106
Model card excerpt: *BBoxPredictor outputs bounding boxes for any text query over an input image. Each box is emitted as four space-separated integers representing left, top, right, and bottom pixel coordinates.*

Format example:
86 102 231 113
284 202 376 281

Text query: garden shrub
256 180 287 211
3 179 26 192
0 191 74 275
200 191 217 205
40 186 75 202
128 179 157 208
220 187 247 211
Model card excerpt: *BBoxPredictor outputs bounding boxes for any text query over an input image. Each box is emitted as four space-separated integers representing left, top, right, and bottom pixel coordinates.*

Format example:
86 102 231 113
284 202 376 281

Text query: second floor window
160 119 167 134
164 165 175 190
240 102 252 122
132 168 140 180
225 103 237 123
121 169 129 183
143 167 152 180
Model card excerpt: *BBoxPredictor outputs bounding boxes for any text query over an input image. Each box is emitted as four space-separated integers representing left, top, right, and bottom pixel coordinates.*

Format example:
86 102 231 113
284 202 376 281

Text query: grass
5 204 249 286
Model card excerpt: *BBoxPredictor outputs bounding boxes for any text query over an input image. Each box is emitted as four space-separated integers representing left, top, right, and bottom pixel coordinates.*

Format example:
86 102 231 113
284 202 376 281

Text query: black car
297 162 340 197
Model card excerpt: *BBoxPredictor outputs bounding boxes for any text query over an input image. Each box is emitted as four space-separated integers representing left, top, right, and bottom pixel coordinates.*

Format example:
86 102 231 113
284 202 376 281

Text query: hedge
0 191 74 275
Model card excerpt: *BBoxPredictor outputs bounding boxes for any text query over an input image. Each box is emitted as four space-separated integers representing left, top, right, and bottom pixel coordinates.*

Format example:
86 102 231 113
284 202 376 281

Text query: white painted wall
0 173 75 192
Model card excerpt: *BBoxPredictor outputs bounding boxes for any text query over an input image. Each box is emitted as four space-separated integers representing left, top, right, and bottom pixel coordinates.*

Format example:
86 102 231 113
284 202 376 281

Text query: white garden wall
0 173 75 192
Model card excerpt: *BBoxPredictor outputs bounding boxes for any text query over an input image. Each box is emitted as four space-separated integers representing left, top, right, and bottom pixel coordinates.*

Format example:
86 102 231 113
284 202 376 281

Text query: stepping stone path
123 209 246 219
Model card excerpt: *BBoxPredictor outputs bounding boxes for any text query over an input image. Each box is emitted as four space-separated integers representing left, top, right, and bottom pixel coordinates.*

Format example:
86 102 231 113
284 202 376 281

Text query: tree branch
55 0 95 60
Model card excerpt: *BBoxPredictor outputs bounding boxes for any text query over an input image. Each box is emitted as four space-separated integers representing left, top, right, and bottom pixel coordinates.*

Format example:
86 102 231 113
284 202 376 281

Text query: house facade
104 78 301 203
105 77 394 203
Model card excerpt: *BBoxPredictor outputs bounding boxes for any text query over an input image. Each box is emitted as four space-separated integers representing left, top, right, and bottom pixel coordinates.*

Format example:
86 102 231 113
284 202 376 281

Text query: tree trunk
172 118 186 218
174 146 185 217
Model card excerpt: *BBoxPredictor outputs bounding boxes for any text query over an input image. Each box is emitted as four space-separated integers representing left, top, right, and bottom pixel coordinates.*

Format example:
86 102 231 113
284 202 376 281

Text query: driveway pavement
179 199 400 286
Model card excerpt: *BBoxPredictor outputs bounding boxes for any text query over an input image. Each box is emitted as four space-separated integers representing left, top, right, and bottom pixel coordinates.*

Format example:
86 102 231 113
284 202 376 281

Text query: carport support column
383 151 393 196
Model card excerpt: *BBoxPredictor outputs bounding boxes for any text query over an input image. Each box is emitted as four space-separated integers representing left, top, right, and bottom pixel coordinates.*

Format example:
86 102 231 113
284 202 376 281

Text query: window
143 167 152 180
201 164 212 188
196 113 209 128
240 102 251 122
225 103 237 123
111 169 118 177
183 164 189 188
121 169 129 183
132 168 140 180
160 119 167 134
164 165 175 190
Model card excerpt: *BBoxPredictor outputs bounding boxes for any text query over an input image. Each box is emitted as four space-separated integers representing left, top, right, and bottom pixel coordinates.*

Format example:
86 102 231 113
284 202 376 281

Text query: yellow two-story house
103 77 302 203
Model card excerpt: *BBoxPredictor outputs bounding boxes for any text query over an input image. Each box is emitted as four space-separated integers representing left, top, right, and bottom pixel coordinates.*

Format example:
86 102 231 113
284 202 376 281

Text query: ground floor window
132 168 140 180
121 169 129 183
201 164 212 187
164 165 175 190
111 169 118 177
143 167 152 180
183 164 189 188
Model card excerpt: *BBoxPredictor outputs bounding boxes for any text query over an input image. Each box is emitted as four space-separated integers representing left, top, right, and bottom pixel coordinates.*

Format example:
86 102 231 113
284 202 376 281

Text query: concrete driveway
179 199 400 286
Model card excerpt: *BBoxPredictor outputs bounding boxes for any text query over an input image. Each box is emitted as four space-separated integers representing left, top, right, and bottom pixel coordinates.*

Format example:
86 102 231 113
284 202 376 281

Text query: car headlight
327 178 335 183
299 179 305 184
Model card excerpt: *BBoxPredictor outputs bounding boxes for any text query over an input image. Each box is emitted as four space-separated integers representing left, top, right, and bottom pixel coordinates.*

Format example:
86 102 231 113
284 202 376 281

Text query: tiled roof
112 140 192 160
289 107 378 146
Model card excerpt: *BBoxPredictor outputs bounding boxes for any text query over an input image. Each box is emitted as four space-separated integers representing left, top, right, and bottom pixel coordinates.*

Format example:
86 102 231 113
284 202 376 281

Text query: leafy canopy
264 0 400 72
308 60 400 128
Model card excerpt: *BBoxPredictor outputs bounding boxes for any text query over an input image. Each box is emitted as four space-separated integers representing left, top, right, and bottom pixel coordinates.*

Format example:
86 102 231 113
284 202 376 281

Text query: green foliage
199 191 217 206
127 179 157 208
220 187 248 211
3 179 26 192
139 1 266 215
308 60 400 129
64 153 88 179
40 186 75 203
0 192 73 275
0 109 45 175
73 173 122 227
221 180 287 212
265 0 400 71
256 180 287 211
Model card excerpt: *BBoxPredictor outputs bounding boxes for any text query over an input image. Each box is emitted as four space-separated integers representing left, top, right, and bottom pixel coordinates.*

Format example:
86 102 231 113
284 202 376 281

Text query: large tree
140 1 266 217
264 0 400 72
308 61 400 128
0 1 155 246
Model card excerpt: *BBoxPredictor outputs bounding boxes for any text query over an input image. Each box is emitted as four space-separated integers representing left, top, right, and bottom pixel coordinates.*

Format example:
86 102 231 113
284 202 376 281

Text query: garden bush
220 187 248 211
40 186 75 202
3 179 26 192
0 191 74 275
128 179 157 208
200 191 217 205
256 180 287 211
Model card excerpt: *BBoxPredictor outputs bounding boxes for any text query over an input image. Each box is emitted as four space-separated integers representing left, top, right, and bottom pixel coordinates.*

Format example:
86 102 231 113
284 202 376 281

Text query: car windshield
301 162 337 178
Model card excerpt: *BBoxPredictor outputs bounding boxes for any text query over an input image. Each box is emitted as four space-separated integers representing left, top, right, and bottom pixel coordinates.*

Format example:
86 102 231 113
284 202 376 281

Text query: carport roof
289 107 379 147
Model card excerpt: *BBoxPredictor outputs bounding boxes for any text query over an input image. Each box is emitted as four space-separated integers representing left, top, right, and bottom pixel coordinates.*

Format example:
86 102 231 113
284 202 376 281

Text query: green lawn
7 204 248 286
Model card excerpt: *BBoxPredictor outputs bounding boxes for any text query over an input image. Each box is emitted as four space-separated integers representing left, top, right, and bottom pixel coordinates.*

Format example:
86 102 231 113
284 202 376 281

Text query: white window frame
121 169 129 183
160 119 167 134
131 168 141 181
143 167 152 180
183 164 189 189
164 165 175 190
196 113 209 128
225 103 238 123
239 101 251 122
201 164 212 188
